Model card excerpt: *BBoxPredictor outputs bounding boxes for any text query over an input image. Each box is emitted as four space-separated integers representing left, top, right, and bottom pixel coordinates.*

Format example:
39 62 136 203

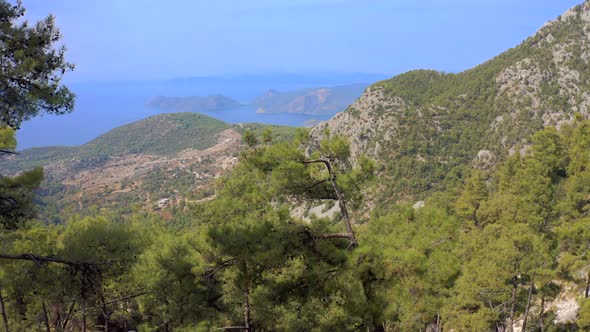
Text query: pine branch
428 236 452 248
302 159 330 165
216 327 248 331
0 253 92 266
303 178 330 189
321 232 353 240
81 291 146 311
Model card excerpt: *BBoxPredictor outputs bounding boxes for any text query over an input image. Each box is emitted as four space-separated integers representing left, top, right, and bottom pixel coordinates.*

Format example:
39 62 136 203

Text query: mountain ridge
309 0 590 204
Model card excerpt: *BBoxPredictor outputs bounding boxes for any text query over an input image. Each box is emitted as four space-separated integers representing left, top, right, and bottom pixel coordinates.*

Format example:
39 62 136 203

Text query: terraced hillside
0 113 297 219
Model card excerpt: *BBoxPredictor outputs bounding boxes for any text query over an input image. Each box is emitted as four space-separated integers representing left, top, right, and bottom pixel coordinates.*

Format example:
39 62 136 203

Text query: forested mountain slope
311 1 590 203
0 113 296 218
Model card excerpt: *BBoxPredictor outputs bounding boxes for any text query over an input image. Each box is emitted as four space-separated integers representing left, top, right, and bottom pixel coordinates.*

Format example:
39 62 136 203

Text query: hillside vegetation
311 1 590 204
4 1 590 332
83 112 232 156
3 117 590 331
1 113 298 171
0 113 297 218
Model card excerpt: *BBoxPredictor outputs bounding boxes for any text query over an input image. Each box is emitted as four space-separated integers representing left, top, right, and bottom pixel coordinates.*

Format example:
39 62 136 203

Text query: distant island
254 83 368 115
146 83 369 116
146 94 242 112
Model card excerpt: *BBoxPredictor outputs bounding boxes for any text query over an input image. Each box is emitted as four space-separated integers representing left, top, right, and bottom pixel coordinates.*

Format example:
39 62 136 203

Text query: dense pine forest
3 0 590 331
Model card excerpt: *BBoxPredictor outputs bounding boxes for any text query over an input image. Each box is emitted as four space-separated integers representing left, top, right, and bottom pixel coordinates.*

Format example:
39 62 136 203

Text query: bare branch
216 327 248 331
61 300 76 330
0 253 93 267
303 178 330 189
103 292 146 306
81 292 146 311
302 159 330 167
321 233 353 240
428 236 452 248
204 258 239 279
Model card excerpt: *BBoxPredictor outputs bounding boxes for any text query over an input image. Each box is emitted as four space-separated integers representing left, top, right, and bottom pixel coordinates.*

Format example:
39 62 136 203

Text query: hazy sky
23 0 582 81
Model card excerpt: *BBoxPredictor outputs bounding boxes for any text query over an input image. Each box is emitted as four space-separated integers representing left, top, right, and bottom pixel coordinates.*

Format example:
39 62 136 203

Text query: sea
16 73 386 150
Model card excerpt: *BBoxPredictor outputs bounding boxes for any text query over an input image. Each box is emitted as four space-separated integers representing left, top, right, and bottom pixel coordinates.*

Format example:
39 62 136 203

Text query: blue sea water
15 74 384 150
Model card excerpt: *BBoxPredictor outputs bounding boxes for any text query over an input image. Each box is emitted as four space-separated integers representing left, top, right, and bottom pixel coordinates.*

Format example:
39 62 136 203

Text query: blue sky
23 0 582 81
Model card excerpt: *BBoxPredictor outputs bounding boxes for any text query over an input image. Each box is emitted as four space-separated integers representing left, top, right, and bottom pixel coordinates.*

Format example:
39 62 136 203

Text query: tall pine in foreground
0 0 75 230
0 0 78 330
0 0 75 129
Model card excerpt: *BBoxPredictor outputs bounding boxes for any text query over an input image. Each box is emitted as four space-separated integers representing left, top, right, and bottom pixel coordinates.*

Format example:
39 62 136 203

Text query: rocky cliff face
309 86 405 158
310 1 590 201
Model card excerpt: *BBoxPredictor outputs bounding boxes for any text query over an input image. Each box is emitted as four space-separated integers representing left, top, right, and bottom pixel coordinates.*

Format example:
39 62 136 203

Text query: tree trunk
61 300 76 331
243 288 252 332
0 286 9 332
509 276 518 332
538 295 545 332
14 291 25 323
82 301 86 332
103 310 108 332
521 279 534 332
371 323 385 332
585 271 590 298
41 301 50 332
303 159 357 247
327 165 357 247
243 289 251 332
100 294 109 332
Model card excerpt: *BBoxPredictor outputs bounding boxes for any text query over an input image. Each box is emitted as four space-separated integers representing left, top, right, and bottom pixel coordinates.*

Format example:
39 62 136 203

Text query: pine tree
455 169 488 225
0 0 75 129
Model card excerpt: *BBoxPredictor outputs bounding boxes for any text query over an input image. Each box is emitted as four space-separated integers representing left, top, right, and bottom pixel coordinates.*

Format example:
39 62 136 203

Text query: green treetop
0 0 75 129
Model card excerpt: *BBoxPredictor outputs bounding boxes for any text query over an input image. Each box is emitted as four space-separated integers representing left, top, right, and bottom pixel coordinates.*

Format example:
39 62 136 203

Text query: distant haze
13 0 584 149
16 74 385 149
23 0 581 81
